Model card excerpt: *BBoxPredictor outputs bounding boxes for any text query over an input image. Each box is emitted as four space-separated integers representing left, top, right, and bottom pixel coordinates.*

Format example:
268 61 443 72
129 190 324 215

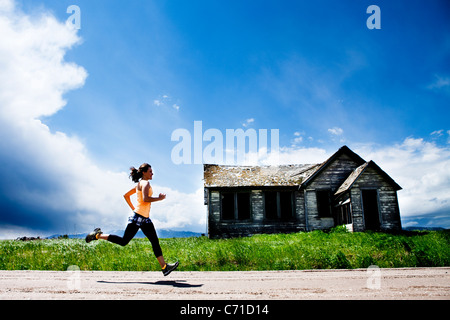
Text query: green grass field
1 228 449 271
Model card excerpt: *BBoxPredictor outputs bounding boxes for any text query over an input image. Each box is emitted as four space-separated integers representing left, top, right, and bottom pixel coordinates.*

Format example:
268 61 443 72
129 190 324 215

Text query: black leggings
107 218 163 258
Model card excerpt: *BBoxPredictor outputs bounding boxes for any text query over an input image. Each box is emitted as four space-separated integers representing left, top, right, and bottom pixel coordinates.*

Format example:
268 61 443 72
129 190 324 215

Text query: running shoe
85 227 103 243
162 261 179 276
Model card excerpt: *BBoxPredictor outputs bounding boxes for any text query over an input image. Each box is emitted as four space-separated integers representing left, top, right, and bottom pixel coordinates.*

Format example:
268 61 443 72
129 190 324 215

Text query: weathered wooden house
204 146 402 238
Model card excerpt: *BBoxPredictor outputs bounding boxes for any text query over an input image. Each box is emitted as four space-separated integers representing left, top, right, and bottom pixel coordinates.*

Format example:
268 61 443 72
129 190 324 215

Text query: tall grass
1 229 449 271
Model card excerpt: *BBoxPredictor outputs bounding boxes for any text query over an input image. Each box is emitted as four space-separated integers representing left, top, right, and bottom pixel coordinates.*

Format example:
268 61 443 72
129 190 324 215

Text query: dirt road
0 267 448 300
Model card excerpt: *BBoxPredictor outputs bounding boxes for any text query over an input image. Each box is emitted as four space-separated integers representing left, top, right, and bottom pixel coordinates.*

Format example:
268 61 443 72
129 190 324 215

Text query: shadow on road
97 280 203 288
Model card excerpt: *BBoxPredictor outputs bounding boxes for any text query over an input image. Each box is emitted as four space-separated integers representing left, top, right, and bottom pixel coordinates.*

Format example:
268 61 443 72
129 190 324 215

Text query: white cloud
0 224 45 240
328 127 344 136
427 74 450 90
246 145 328 166
0 0 13 11
149 186 205 232
0 1 202 238
0 1 130 233
292 136 303 144
430 129 444 137
0 4 86 121
427 74 450 97
153 94 180 111
291 131 304 146
354 138 450 218
242 118 255 127
403 221 418 228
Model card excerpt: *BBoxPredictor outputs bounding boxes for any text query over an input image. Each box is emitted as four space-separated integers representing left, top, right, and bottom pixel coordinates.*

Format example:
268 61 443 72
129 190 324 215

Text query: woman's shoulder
139 180 150 188
136 180 148 190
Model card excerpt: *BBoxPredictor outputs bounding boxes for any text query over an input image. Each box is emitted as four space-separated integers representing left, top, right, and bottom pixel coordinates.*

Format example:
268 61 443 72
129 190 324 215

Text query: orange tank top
134 184 153 218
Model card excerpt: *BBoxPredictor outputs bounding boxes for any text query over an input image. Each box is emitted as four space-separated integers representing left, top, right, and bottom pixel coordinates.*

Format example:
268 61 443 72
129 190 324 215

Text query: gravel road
0 267 448 300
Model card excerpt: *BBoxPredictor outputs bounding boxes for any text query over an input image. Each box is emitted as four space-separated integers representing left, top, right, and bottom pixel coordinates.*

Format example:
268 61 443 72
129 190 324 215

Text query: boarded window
316 190 332 218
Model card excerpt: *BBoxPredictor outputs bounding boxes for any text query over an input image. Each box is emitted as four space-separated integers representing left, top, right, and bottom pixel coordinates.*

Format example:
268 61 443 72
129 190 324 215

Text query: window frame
220 190 252 221
316 189 332 218
263 190 295 221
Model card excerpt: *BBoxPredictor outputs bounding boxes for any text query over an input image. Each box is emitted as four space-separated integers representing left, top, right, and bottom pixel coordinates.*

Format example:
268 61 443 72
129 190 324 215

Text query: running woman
86 163 179 276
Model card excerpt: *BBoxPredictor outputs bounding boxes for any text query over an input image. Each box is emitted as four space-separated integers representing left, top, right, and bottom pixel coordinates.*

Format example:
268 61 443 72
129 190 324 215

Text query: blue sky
0 0 449 238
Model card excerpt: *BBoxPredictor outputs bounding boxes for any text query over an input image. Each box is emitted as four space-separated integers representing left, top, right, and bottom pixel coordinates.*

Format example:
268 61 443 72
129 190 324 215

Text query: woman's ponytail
129 163 151 183
129 166 142 183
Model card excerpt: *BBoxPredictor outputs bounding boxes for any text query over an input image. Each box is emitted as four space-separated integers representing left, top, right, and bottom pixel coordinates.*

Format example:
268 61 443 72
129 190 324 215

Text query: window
280 192 293 219
341 203 352 224
336 199 352 225
264 191 278 219
221 192 235 220
237 193 251 220
221 191 251 220
264 191 294 220
316 190 332 218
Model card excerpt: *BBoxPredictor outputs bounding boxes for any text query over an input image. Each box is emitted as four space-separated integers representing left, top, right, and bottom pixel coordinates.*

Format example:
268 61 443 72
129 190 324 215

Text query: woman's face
143 167 153 180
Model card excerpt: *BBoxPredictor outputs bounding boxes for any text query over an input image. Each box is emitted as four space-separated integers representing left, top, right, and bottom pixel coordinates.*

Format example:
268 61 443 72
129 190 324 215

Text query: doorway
362 190 380 231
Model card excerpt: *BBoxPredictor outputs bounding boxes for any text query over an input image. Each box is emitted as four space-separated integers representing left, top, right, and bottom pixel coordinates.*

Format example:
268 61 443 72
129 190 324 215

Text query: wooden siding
350 166 402 231
303 153 361 231
207 188 304 238
306 153 361 191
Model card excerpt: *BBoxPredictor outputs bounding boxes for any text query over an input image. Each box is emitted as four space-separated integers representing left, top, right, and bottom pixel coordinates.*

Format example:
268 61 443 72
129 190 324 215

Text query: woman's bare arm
123 187 136 211
141 180 166 203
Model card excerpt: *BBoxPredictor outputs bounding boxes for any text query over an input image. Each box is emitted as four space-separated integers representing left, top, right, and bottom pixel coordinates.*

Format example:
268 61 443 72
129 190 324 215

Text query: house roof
300 145 366 188
203 146 402 192
203 163 321 187
334 160 402 196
